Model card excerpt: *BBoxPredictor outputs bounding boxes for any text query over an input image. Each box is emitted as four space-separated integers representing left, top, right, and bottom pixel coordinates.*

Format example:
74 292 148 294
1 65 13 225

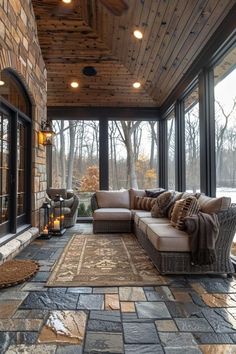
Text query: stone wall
0 0 47 227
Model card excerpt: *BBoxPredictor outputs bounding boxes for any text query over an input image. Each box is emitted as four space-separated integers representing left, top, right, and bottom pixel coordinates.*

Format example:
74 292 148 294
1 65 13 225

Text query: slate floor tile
90 310 121 322
93 287 118 294
124 344 164 354
119 287 146 301
0 300 22 318
202 293 236 307
87 319 122 332
20 291 78 310
165 301 203 318
136 301 171 319
123 322 159 344
202 308 236 333
0 318 43 331
120 302 135 312
56 345 83 354
155 319 178 332
159 332 198 347
0 332 15 353
66 287 92 294
164 347 202 354
174 318 213 332
5 344 57 353
38 310 87 345
199 344 236 353
84 331 124 354
194 332 233 344
21 282 47 291
77 294 104 310
105 294 120 310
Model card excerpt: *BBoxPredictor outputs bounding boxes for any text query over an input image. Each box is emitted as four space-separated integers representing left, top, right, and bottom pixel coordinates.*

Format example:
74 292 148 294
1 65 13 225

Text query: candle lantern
49 194 66 236
39 201 51 239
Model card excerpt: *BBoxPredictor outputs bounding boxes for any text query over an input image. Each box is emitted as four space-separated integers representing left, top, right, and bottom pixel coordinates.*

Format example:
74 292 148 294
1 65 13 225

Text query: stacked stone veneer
0 1 47 231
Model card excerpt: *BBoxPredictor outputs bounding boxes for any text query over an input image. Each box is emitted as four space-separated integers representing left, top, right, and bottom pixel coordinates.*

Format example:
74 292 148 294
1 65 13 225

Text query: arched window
0 70 31 239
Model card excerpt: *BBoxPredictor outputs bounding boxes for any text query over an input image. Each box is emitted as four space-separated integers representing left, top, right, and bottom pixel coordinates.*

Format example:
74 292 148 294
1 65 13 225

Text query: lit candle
42 227 48 235
54 219 60 230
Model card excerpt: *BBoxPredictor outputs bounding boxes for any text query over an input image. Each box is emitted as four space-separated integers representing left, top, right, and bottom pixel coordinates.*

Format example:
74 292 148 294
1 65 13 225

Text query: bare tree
115 121 141 189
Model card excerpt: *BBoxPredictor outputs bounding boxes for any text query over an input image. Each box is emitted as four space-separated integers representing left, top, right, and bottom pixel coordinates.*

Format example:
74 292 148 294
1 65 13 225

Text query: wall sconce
38 121 55 146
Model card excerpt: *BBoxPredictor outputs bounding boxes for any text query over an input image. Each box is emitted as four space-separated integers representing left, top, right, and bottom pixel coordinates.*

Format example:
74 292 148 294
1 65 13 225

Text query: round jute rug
0 259 40 288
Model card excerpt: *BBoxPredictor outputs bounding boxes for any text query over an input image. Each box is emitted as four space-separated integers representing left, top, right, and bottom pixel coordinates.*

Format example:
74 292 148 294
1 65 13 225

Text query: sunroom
0 0 236 353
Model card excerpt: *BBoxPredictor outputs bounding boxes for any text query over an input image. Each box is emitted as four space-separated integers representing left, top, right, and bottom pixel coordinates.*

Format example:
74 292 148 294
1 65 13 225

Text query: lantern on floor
49 194 66 236
39 201 51 239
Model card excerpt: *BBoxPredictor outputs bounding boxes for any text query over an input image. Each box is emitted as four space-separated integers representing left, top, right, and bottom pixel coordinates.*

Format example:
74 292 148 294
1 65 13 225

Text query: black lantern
49 194 66 236
39 201 51 239
38 121 55 146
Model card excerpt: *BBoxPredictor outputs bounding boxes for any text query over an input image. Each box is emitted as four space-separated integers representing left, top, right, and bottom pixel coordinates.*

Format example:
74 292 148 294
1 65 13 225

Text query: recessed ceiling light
62 0 71 3
133 30 143 39
0 80 5 86
70 81 79 88
133 82 141 89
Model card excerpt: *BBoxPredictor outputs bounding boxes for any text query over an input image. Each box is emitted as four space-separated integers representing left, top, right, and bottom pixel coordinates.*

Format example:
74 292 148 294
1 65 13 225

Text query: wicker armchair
47 189 79 228
134 204 236 275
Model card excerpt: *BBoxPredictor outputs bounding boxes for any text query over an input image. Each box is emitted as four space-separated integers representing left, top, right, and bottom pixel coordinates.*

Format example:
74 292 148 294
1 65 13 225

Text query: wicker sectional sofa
91 189 236 275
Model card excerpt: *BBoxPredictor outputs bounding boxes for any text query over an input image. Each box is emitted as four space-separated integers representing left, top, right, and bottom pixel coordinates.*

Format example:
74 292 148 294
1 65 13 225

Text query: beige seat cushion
93 208 131 221
198 195 231 213
96 190 130 209
147 224 190 252
139 217 170 233
133 211 152 224
129 189 146 209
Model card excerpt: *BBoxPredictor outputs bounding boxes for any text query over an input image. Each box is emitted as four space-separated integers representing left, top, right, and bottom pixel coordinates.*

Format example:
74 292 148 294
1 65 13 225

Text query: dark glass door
0 111 10 235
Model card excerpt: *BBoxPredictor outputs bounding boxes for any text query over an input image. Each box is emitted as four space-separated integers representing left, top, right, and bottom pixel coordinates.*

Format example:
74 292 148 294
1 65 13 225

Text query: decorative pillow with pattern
171 196 200 230
135 196 156 211
151 191 175 218
167 191 184 219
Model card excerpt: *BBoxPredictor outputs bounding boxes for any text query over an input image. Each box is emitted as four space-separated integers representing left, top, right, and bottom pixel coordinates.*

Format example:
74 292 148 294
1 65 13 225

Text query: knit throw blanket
185 212 220 266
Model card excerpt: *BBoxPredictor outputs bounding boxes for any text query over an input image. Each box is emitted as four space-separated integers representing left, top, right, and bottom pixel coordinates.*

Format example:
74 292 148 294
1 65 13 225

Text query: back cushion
198 195 231 214
135 196 156 211
129 189 146 209
47 188 67 199
96 190 130 209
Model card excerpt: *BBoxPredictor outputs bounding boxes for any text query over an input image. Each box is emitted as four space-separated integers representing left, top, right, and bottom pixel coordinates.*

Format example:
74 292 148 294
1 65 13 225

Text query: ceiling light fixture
133 30 143 39
62 0 72 3
70 81 79 88
133 82 141 89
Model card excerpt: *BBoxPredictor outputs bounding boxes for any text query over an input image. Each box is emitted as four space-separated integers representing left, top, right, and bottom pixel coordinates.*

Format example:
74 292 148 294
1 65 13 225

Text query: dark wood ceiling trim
160 2 236 115
47 106 160 120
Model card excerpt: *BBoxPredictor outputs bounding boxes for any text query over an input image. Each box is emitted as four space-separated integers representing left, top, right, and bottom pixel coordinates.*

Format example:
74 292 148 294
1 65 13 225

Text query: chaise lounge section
91 190 236 275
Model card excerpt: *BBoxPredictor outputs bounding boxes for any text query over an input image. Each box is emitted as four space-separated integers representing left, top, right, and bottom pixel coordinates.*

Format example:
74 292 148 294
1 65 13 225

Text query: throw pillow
145 188 166 198
167 191 184 219
171 196 200 230
135 196 156 211
151 191 175 218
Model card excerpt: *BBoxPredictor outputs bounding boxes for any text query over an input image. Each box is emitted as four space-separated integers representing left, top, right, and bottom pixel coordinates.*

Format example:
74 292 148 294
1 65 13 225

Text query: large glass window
109 121 159 190
214 45 236 258
51 120 99 217
167 110 175 190
184 86 200 193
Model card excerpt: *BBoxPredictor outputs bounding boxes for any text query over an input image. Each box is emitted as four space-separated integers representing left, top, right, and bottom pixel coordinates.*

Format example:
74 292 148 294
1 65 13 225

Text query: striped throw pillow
135 196 156 211
171 196 200 230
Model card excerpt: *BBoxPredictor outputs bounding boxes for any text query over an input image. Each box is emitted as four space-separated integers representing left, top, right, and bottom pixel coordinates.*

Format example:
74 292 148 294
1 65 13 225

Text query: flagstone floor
1 224 236 353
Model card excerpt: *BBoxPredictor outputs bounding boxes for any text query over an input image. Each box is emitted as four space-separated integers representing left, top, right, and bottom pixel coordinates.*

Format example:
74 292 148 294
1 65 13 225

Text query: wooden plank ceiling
32 0 235 107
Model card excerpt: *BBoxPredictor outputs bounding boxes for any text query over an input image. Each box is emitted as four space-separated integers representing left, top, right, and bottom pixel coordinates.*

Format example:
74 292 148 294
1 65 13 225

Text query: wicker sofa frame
91 192 236 275
134 205 236 275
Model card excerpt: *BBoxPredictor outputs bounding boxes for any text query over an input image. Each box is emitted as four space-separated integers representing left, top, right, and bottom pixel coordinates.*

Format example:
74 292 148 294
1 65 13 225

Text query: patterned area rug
47 234 160 287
